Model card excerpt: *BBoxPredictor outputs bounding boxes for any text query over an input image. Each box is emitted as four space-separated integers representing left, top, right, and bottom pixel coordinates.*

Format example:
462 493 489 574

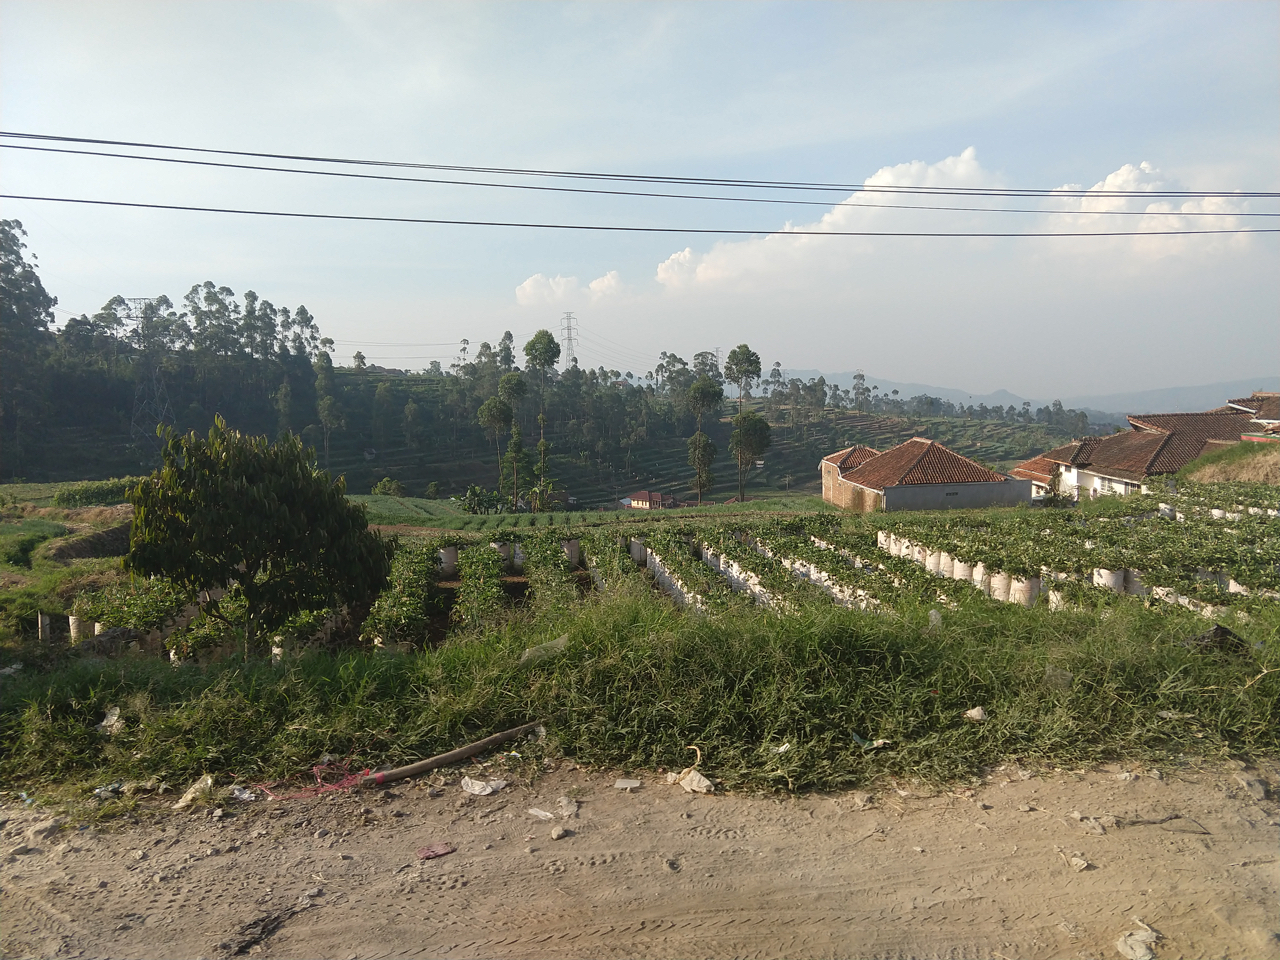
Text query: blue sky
2 1 1276 397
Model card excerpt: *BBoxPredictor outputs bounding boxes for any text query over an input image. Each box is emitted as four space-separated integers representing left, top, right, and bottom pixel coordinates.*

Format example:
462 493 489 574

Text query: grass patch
2 583 1275 797
1181 440 1280 484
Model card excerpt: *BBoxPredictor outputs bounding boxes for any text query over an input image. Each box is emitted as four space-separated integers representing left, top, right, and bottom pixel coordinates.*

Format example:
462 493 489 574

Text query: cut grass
2 579 1275 798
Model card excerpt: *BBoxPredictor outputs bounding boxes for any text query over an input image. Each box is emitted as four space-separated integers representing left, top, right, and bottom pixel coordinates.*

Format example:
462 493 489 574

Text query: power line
3 130 1276 199
5 142 1275 218
5 193 1275 238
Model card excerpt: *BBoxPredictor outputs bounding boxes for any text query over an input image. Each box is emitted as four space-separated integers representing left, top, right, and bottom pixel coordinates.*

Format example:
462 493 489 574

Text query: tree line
1 219 1092 499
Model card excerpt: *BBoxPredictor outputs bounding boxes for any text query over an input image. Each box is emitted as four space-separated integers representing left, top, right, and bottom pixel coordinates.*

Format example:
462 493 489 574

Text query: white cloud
587 270 621 299
515 270 622 306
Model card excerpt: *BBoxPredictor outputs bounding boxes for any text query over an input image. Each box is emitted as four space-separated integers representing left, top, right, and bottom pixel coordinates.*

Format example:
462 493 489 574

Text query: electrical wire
5 142 1273 218
4 130 1276 199
5 194 1275 238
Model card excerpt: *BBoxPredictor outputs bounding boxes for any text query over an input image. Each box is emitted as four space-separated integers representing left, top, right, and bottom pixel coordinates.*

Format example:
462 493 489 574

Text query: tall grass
2 583 1275 794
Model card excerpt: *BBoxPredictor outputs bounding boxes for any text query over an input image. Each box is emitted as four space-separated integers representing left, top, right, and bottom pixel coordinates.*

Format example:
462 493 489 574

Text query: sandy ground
2 758 1277 960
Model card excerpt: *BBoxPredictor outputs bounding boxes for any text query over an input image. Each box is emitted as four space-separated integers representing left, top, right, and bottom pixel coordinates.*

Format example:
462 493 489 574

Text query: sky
2 1 1277 399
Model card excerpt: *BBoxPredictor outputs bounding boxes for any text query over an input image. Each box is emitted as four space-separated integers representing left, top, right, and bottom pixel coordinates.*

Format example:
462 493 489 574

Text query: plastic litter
665 746 714 794
520 634 569 666
416 842 455 860
96 706 124 736
0 662 22 677
964 706 987 722
527 808 555 820
461 776 507 796
1181 623 1247 655
1115 918 1161 960
849 732 891 750
174 774 215 810
773 742 792 754
230 786 258 802
928 609 943 629
613 779 641 792
93 781 124 800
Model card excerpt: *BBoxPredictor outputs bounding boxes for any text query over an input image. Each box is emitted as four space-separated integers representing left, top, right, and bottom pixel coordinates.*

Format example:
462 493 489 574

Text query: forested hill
1 220 1094 502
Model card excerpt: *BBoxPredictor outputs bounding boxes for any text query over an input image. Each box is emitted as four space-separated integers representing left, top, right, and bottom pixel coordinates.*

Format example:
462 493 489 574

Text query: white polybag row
749 538 881 611
877 530 1043 608
875 529 1273 618
435 539 580 578
697 542 779 607
627 538 707 611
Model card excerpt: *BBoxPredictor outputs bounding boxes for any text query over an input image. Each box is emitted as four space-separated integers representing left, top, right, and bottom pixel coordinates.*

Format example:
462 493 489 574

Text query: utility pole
560 312 577 369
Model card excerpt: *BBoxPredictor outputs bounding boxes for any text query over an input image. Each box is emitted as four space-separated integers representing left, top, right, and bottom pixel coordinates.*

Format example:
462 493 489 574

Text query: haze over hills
786 373 1280 423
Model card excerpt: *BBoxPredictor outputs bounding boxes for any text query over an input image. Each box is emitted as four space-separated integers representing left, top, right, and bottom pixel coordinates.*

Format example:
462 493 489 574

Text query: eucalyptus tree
729 409 771 504
723 344 761 414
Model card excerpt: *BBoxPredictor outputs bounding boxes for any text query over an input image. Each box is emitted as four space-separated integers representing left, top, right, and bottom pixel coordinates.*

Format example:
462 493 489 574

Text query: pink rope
257 759 371 801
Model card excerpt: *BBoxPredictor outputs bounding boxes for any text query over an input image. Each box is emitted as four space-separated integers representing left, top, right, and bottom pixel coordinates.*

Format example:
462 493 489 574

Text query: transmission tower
560 312 577 368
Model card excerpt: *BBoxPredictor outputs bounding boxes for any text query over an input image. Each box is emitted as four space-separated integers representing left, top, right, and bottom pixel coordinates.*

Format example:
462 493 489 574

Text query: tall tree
0 220 56 476
498 372 528 503
687 432 717 505
522 330 561 492
477 396 513 495
729 410 771 504
723 344 761 414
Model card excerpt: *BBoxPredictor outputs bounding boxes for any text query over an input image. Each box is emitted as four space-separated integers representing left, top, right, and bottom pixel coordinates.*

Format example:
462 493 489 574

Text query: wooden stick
361 722 541 787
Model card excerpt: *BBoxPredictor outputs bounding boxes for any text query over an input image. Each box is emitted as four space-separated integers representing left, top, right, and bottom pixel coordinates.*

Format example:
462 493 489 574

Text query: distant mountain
783 371 1279 424
1057 378 1280 417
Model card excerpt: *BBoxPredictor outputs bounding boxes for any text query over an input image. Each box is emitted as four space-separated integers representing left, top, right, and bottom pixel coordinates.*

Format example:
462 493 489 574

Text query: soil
2 759 1277 960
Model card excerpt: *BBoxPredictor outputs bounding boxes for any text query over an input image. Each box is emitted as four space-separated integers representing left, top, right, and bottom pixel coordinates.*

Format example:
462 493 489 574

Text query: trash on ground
0 663 23 677
1156 710 1195 720
416 842 456 860
614 779 642 792
1116 771 1136 781
1115 918 1161 960
520 634 569 665
230 786 258 802
557 796 579 819
666 746 714 794
1181 623 1248 654
928 609 942 629
96 706 125 736
964 707 987 722
174 774 215 810
461 776 507 796
850 731 891 750
850 791 873 811
772 742 792 754
93 781 124 800
527 808 555 820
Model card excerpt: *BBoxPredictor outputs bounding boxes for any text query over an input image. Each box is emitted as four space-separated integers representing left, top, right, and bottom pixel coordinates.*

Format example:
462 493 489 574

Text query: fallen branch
361 721 542 788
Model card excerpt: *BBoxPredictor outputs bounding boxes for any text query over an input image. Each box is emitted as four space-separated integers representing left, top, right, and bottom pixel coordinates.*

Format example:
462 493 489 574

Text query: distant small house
820 438 1030 512
1023 408 1252 497
626 490 676 510
1009 455 1058 497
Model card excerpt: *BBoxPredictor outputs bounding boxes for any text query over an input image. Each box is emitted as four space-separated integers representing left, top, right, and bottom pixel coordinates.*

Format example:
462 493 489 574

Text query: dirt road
3 759 1277 959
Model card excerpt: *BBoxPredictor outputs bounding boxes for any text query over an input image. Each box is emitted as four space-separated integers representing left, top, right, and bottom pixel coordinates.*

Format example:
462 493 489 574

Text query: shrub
53 478 142 508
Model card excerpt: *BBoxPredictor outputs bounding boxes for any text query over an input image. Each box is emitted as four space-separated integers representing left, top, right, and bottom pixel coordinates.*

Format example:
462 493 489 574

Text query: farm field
1 479 1278 959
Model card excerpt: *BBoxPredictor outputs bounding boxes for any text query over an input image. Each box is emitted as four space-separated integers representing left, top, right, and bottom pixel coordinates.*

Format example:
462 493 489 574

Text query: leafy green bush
71 577 191 632
371 477 406 497
363 543 443 644
453 545 506 626
53 478 142 507
521 531 576 612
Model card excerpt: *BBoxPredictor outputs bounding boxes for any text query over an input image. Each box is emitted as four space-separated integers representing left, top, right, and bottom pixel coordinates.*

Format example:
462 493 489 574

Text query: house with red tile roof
1227 391 1280 440
1009 455 1058 497
1019 407 1252 498
820 438 1031 512
624 490 676 510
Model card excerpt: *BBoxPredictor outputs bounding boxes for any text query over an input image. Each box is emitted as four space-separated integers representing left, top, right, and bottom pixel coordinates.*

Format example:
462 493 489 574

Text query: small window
945 491 959 497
